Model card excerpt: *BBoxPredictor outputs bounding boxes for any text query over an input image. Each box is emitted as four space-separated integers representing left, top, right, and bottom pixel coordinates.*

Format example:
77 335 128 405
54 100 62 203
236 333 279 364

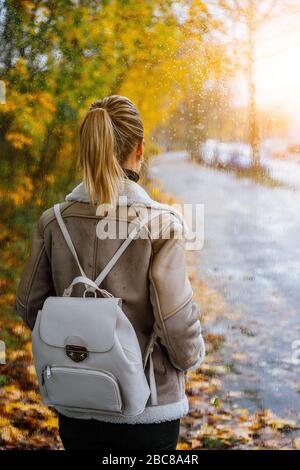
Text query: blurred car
199 140 253 170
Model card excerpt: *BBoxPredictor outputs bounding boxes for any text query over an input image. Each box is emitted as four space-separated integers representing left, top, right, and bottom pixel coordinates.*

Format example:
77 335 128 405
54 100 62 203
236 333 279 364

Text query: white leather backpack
32 203 160 418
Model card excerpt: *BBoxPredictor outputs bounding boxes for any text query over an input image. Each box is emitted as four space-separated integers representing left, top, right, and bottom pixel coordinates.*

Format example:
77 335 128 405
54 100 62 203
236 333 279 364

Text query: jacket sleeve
14 216 55 330
149 214 205 371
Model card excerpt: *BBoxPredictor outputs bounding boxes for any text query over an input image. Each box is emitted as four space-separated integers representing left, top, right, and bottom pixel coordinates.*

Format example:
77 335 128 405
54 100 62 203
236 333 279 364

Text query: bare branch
232 0 246 14
257 0 279 25
214 0 245 23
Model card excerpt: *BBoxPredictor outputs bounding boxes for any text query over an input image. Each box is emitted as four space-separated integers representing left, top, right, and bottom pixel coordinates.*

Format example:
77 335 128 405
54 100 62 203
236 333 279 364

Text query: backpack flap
39 296 120 352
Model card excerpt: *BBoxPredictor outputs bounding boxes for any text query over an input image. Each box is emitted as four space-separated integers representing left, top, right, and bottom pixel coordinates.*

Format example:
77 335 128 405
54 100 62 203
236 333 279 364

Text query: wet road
150 151 300 420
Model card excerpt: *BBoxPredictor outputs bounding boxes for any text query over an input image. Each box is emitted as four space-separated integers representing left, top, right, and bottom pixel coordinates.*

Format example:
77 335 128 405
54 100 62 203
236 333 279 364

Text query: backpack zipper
42 366 52 385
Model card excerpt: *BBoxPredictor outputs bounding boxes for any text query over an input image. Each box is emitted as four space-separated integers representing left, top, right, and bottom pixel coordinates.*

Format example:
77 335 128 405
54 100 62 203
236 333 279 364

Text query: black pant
58 413 180 451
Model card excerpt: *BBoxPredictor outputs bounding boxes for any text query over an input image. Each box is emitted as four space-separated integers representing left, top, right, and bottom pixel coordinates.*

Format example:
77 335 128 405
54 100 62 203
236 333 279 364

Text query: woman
15 95 205 451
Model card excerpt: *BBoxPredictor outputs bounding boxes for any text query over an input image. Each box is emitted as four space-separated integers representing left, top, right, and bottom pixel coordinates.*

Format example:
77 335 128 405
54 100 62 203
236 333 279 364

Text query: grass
0 375 10 387
235 165 283 188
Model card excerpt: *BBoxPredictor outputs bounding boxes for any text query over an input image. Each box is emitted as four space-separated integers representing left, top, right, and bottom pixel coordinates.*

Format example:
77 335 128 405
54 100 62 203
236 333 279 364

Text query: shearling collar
66 178 155 207
65 178 187 232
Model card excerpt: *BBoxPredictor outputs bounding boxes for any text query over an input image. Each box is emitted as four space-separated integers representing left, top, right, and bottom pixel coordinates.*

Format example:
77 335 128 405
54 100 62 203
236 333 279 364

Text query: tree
208 0 299 167
169 0 228 160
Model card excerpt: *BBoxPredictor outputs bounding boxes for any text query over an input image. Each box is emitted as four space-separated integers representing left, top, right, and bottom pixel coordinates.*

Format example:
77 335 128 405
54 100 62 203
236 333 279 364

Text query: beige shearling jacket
15 178 205 424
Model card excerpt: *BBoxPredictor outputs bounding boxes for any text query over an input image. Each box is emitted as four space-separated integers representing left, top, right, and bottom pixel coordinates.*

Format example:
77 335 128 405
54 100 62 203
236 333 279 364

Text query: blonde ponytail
79 95 144 206
80 108 123 206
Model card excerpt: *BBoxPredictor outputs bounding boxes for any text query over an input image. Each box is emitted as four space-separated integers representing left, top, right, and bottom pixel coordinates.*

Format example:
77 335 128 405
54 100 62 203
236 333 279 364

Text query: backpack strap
143 331 158 405
63 275 113 298
94 210 163 287
54 204 86 278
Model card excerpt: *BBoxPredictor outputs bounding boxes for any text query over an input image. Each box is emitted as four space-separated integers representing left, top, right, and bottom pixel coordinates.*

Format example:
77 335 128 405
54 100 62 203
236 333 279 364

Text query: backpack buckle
65 344 88 362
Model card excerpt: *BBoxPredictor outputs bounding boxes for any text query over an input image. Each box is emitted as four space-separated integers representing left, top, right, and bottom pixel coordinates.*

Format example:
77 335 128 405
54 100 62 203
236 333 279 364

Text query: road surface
150 151 300 422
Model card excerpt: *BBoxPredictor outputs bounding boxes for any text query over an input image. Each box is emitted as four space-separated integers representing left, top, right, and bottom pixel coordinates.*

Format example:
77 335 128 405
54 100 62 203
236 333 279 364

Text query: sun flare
255 29 300 112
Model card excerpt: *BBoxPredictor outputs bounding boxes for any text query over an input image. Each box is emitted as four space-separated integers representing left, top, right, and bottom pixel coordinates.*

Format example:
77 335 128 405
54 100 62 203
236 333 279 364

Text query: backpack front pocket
42 366 122 413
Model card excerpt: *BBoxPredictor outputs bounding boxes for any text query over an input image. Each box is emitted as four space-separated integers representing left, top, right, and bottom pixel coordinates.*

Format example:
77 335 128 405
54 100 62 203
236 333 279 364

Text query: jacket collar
66 178 158 208
65 179 188 232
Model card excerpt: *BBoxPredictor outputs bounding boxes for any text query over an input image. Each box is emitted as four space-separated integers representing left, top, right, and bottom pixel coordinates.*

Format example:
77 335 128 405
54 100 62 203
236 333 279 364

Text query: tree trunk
247 3 260 168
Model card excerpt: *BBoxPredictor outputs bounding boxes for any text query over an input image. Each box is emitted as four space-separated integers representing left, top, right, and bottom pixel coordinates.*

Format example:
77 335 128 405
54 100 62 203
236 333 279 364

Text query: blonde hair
80 95 144 206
